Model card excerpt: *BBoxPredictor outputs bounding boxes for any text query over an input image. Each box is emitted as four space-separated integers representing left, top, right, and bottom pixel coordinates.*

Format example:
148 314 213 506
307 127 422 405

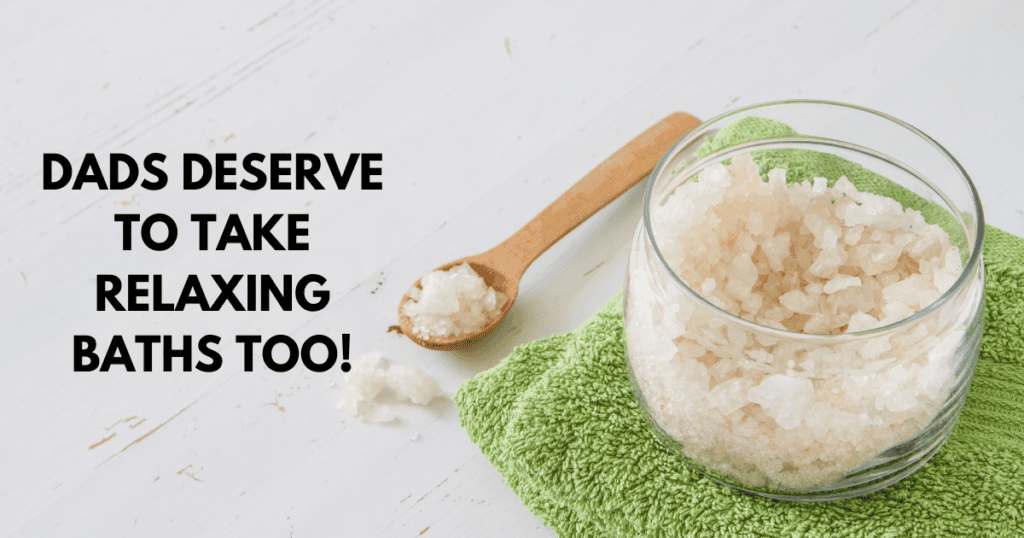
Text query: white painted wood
2 0 1022 536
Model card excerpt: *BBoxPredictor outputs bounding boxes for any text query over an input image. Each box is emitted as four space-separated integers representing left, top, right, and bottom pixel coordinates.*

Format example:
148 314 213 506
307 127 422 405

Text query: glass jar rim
641 99 986 340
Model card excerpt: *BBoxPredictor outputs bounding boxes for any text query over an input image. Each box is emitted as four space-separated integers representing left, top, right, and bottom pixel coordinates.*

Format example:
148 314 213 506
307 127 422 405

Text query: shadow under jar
623 100 985 501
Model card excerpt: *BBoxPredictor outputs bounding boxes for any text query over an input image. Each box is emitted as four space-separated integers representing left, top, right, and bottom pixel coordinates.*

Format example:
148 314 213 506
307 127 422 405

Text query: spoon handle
478 112 702 281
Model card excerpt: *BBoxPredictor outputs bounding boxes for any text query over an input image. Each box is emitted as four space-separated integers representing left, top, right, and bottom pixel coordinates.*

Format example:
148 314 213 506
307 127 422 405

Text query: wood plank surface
2 1 1022 536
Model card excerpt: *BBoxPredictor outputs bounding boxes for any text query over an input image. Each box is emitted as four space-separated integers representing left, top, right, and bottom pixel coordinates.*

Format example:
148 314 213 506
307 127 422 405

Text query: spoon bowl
397 258 518 350
398 112 702 350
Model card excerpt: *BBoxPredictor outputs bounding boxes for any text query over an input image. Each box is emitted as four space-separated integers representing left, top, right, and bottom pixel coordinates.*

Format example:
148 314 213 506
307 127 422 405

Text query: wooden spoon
398 112 702 350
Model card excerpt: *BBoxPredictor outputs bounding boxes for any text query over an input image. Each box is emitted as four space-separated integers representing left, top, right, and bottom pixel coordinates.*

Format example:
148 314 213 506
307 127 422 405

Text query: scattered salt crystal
403 263 508 338
387 364 444 405
336 351 446 422
343 351 388 398
336 387 396 423
360 402 396 423
335 385 365 416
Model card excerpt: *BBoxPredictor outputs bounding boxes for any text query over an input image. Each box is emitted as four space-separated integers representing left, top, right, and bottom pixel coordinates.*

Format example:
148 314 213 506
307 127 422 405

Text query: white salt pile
336 351 444 422
626 152 981 491
651 153 963 333
403 263 508 338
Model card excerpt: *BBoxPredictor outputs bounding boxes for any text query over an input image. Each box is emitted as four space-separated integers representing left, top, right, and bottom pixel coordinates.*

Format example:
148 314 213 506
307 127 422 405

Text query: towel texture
454 118 1024 537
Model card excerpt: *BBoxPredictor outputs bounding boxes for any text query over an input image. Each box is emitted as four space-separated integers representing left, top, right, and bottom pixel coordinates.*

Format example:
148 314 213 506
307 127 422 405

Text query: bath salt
626 152 979 491
386 364 444 405
336 351 444 422
404 263 508 338
650 153 962 333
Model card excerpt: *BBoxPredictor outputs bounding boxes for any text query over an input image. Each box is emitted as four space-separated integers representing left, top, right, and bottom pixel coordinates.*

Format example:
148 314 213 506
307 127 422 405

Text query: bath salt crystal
803 313 831 334
832 176 858 198
885 390 918 413
823 274 862 294
387 364 444 405
342 351 388 398
725 254 758 298
360 401 396 423
336 385 395 423
748 212 765 236
860 335 892 359
628 152 971 491
917 289 941 310
881 274 929 309
744 348 772 363
741 291 764 314
856 243 902 276
747 375 816 430
934 271 958 293
708 378 752 415
676 340 706 358
779 290 817 315
844 225 864 246
403 263 508 338
761 232 791 272
846 312 879 333
335 385 365 416
881 301 916 324
336 351 445 421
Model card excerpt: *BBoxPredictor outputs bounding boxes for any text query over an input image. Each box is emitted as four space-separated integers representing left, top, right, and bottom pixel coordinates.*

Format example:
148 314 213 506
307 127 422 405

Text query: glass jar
624 100 985 501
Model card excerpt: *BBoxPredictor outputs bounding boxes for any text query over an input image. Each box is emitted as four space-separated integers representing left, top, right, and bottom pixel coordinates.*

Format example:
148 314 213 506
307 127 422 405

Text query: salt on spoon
397 112 703 350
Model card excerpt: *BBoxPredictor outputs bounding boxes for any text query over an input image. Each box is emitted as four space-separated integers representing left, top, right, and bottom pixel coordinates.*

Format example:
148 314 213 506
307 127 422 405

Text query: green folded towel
454 118 1024 537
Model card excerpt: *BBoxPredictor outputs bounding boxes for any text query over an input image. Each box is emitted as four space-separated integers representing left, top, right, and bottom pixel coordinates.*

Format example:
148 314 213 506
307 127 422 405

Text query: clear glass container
624 100 985 501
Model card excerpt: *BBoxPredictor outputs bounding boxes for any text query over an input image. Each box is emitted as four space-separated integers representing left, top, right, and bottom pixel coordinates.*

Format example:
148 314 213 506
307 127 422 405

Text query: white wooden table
2 1 1022 536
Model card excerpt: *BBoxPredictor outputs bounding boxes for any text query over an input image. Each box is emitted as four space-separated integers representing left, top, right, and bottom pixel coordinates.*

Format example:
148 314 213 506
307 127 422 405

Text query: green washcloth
454 118 1024 537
